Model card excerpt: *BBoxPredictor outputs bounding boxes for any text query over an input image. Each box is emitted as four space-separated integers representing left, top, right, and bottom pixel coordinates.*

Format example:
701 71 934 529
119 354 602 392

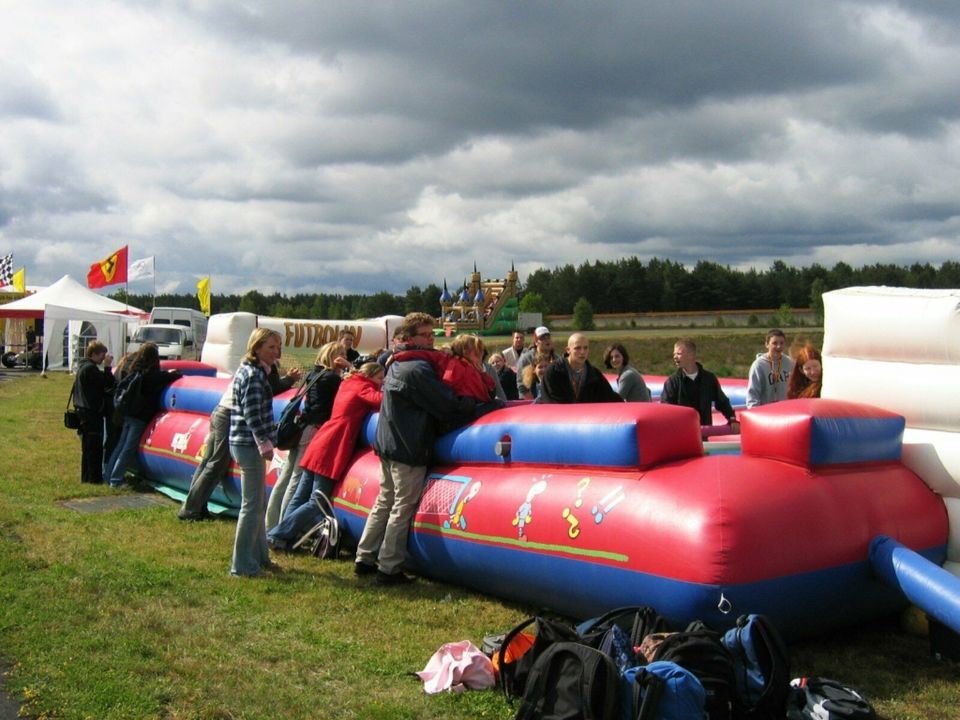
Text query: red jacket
299 374 383 481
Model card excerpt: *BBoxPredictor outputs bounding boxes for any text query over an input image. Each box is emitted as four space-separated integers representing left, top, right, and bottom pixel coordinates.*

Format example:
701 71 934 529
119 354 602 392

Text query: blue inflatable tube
869 535 960 633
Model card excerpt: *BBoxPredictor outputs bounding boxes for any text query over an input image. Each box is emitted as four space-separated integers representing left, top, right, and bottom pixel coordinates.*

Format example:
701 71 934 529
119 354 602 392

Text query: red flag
87 245 128 289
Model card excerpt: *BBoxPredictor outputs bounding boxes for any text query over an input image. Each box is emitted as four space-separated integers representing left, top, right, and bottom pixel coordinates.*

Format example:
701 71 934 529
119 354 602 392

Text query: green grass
1 334 958 719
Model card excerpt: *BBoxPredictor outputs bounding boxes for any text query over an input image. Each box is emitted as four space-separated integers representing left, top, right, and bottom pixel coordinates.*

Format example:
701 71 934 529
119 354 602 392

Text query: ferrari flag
87 245 128 289
197 276 211 316
12 267 25 293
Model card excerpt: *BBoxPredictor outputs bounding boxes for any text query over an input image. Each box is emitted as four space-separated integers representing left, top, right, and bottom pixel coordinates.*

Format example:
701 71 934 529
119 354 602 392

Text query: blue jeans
230 443 270 576
105 417 148 487
267 470 334 547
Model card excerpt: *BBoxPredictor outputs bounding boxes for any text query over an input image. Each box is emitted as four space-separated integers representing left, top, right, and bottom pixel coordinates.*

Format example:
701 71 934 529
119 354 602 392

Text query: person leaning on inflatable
746 328 795 408
541 333 623 404
660 338 740 434
353 313 502 586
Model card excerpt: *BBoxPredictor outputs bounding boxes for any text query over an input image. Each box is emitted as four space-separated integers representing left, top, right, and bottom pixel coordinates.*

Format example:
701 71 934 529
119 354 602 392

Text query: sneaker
178 510 214 521
267 538 291 553
375 570 416 586
354 561 377 576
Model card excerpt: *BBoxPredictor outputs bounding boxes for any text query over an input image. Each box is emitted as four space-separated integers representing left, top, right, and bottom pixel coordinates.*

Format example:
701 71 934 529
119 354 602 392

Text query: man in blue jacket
355 313 492 585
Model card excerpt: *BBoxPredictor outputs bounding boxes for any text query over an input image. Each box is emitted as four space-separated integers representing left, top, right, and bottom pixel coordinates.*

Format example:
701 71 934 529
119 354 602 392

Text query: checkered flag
0 253 12 286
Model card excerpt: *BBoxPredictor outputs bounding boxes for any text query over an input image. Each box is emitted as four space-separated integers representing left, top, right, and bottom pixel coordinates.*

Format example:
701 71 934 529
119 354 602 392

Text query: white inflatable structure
823 287 960 576
200 312 403 376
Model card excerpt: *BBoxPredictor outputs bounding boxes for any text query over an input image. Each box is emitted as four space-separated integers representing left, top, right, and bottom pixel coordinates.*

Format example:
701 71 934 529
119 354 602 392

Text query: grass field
1 329 958 720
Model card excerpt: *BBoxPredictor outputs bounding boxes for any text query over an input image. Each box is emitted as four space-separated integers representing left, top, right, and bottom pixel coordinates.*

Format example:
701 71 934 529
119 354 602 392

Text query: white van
148 307 208 349
127 307 208 360
128 324 199 360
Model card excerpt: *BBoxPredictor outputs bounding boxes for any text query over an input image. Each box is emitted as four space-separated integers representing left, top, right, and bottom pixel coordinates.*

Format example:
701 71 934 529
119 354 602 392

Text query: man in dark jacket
541 333 622 404
74 341 115 484
660 338 740 431
355 313 490 585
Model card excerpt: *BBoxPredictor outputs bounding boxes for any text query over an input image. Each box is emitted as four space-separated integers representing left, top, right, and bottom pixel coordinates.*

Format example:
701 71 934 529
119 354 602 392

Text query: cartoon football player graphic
445 481 482 530
512 479 548 540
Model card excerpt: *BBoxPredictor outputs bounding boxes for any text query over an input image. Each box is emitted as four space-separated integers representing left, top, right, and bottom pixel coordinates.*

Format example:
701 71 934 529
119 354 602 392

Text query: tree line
111 258 960 320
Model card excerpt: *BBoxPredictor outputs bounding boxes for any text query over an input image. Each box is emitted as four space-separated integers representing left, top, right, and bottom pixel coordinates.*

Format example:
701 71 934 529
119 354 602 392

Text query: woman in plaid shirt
229 328 282 577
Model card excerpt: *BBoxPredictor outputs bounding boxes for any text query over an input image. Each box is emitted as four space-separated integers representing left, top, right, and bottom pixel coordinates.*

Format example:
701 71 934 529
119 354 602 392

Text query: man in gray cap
516 326 555 399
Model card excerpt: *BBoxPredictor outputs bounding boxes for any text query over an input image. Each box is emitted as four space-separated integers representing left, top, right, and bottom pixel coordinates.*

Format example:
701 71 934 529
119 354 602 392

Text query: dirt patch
0 662 29 720
59 493 174 514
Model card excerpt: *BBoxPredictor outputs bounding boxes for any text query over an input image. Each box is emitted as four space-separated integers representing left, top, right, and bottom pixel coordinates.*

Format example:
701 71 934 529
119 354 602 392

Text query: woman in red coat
267 362 384 549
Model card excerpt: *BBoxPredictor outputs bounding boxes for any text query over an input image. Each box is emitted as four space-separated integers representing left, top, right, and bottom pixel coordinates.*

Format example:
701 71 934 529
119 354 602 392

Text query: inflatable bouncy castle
200 312 403 376
132 286 960 640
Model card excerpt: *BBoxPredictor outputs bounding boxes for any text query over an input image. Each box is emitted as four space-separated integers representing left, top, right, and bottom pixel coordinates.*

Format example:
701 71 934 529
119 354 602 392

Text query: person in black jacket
541 333 622 405
265 340 347 531
489 352 519 401
354 312 498 585
660 339 740 432
73 341 115 484
104 342 181 488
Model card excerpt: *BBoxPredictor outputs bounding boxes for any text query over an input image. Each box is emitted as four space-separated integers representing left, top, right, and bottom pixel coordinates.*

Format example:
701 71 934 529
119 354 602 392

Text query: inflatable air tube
870 535 960 633
160 360 218 377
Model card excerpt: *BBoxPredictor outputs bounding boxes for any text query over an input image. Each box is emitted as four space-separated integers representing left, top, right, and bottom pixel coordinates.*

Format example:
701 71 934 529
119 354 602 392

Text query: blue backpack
721 614 791 720
622 661 707 720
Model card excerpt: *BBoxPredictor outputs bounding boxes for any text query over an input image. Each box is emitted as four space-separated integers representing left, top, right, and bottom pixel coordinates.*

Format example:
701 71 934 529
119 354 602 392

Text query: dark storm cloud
2 1 959 294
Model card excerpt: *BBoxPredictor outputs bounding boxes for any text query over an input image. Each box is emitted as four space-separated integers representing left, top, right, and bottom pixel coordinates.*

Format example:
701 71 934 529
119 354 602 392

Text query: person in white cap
516 326 555 399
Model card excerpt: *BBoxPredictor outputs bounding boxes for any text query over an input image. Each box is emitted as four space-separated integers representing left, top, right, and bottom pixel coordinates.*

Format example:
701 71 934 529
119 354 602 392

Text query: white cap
534 326 550 338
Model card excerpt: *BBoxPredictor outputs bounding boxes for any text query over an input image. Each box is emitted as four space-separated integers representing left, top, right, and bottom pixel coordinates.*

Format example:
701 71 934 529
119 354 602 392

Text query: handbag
64 377 82 430
275 371 323 450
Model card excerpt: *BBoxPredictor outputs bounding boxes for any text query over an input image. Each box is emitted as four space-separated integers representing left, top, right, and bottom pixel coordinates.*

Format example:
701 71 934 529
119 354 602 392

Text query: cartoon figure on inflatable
134 291 960 641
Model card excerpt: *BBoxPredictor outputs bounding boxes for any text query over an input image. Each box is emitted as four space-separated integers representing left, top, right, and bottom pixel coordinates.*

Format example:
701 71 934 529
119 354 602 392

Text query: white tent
0 275 143 372
0 275 142 318
42 304 134 372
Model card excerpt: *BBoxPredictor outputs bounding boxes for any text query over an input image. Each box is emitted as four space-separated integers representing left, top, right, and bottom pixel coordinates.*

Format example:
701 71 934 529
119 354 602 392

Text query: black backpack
651 622 735 720
113 371 144 419
722 614 791 720
786 678 876 720
515 641 620 720
497 616 580 700
275 372 322 450
577 605 672 653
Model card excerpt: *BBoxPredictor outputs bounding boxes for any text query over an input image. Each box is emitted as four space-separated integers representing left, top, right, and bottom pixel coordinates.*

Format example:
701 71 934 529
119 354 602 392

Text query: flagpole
153 257 157 309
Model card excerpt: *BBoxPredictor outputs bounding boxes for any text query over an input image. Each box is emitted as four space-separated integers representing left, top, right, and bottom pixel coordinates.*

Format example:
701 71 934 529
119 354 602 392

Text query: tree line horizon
110 257 960 322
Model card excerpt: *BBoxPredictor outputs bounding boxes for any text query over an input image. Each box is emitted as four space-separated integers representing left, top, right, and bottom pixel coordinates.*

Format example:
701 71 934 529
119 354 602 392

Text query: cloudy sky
1 1 958 297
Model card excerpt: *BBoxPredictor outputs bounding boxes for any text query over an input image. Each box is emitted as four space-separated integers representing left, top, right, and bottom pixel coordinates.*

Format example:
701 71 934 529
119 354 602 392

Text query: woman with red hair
787 344 823 399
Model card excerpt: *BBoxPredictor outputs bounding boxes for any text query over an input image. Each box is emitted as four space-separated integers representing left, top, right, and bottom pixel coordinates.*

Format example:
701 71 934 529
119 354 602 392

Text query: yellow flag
196 276 211 316
12 267 25 293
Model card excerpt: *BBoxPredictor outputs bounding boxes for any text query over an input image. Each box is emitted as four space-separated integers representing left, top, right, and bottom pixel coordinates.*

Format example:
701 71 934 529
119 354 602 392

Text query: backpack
275 372 322 450
291 490 341 559
721 614 791 720
786 678 876 720
497 616 580 700
113 371 144 419
514 641 620 720
651 623 735 720
623 661 707 720
577 605 671 657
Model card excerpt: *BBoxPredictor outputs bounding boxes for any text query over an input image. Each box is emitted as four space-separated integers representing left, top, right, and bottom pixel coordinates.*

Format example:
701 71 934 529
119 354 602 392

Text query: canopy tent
0 274 142 319
42 304 135 372
0 275 143 372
